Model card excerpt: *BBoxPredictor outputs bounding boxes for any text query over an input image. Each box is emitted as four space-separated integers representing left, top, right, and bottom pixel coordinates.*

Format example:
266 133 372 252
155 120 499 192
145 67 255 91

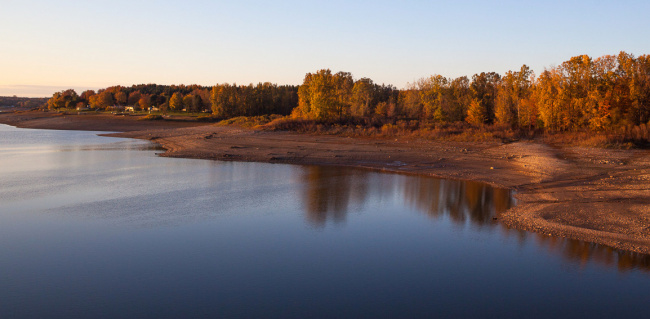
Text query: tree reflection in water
297 165 650 272
298 165 513 228
401 175 513 226
299 165 369 225
530 232 650 272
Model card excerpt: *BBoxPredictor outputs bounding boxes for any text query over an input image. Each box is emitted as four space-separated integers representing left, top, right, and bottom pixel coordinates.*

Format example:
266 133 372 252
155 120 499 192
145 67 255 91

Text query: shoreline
2 111 650 254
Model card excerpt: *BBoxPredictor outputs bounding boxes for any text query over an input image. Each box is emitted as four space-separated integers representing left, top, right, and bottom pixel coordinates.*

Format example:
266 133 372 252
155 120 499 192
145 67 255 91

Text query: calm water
1 124 649 319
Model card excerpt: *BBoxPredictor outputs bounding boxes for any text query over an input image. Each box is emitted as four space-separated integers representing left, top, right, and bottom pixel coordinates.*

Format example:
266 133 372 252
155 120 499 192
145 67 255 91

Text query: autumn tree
557 55 594 129
192 89 211 112
375 96 398 119
470 72 500 124
138 94 152 110
47 89 79 110
89 90 114 109
43 51 649 134
586 55 618 130
114 90 127 106
169 92 183 111
211 84 238 118
182 94 194 112
128 91 142 107
333 72 354 119
294 69 352 121
634 54 650 125
535 69 563 130
495 65 533 127
449 76 471 122
398 86 423 119
466 98 486 126
418 75 449 121
46 92 62 110
351 78 377 117
79 90 96 105
617 52 650 125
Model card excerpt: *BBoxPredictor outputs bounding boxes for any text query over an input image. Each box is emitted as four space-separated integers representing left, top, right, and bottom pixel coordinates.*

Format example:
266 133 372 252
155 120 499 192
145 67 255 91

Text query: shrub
197 114 219 122
217 115 283 128
138 114 163 121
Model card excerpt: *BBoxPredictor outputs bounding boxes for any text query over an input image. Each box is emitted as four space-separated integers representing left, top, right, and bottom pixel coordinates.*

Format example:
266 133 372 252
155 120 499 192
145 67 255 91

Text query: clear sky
1 0 649 97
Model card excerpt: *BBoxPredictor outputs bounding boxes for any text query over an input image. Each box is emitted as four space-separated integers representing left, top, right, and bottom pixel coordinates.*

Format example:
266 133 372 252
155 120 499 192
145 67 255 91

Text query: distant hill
0 96 48 110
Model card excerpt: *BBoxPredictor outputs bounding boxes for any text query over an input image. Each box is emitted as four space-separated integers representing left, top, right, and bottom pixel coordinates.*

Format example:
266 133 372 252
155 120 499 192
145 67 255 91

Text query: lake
1 124 649 318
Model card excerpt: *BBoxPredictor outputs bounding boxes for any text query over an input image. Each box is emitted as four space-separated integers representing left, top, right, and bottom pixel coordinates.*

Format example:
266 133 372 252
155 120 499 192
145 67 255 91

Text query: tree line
47 84 212 112
0 96 48 109
295 52 650 131
46 83 299 117
46 51 649 132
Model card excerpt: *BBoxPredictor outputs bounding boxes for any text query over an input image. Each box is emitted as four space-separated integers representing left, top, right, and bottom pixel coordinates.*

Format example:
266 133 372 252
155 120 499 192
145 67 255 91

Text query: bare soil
2 111 650 254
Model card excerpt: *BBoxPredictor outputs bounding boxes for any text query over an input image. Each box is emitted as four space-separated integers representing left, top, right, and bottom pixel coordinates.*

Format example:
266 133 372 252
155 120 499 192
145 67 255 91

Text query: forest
0 96 48 109
292 52 649 132
46 83 299 118
45 52 650 142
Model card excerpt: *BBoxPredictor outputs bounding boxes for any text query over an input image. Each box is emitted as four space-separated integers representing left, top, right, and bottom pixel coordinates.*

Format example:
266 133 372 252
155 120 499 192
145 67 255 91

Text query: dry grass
196 114 220 122
251 116 650 149
216 115 283 128
137 114 163 121
543 125 650 149
262 117 532 143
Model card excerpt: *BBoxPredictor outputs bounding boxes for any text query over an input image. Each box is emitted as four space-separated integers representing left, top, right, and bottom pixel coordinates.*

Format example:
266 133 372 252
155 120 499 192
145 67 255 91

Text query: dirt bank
2 111 650 254
0 110 206 132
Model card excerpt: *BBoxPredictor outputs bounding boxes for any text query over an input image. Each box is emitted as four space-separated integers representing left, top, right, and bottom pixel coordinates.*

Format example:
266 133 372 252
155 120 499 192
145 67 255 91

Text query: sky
1 0 649 97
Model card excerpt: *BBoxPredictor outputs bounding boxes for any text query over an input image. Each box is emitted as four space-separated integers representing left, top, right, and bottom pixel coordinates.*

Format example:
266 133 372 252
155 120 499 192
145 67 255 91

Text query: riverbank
2 110 649 254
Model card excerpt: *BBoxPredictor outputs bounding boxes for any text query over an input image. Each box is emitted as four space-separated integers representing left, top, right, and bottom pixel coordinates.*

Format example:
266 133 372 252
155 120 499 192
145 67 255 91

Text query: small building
125 106 136 112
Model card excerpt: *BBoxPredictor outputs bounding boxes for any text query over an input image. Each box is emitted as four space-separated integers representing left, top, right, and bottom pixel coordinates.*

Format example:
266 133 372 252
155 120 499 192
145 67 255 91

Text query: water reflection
2 124 649 276
402 176 513 226
297 165 650 272
299 166 369 225
297 166 514 228
531 232 650 272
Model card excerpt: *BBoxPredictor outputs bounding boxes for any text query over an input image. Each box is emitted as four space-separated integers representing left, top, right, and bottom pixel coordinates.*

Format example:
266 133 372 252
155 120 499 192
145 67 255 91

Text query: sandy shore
2 111 650 254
